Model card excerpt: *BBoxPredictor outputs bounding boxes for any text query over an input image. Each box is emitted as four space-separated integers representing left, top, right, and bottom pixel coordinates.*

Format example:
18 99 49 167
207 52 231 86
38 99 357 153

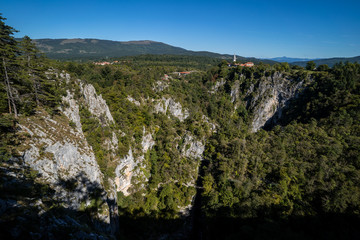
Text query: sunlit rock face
16 72 120 235
115 127 154 196
209 78 226 94
181 133 205 160
231 80 240 104
81 83 114 125
141 126 155 153
247 72 306 132
115 148 136 195
127 95 141 106
19 110 103 210
62 90 83 135
154 97 189 121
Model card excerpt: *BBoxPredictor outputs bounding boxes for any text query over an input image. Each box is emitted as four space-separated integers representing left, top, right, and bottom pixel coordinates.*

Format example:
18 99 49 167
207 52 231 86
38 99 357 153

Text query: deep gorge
1 29 360 239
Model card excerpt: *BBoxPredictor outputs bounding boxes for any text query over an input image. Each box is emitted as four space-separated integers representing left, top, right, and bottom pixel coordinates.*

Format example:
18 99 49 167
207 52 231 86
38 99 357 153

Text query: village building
179 71 191 76
93 61 111 66
229 61 254 67
241 62 254 67
230 53 254 67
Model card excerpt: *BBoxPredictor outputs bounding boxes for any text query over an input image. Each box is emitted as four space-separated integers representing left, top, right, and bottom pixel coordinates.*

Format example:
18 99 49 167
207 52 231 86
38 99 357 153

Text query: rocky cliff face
62 90 83 134
81 83 115 125
242 72 307 132
230 80 241 104
115 148 137 195
154 97 189 121
10 71 121 237
19 110 103 209
20 70 302 190
209 78 226 94
181 133 205 160
114 126 155 196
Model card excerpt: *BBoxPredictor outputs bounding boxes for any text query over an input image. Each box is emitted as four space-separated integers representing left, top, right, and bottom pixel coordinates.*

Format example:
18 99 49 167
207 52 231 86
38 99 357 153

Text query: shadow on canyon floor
200 212 360 240
114 209 360 240
1 159 360 240
0 159 115 240
117 212 190 240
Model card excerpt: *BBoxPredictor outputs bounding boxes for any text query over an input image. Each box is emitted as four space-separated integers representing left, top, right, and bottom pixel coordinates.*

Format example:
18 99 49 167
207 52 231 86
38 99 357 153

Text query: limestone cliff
232 72 309 132
10 71 120 237
209 78 226 94
181 133 205 160
19 111 103 209
2 64 285 238
154 97 189 121
115 126 155 196
81 83 115 125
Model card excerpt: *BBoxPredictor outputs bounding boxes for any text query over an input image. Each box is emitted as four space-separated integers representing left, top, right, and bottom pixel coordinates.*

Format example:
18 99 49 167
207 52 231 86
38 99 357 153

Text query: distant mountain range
32 38 276 64
30 38 359 67
264 56 360 67
263 57 317 63
291 56 360 67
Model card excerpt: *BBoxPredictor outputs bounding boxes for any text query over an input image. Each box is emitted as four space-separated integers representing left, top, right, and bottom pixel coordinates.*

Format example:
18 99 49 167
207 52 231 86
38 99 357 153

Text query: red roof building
240 62 254 67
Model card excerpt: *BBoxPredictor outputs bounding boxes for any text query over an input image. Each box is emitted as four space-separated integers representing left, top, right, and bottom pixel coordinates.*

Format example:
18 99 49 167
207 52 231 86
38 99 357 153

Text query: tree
19 35 60 112
19 35 40 106
276 62 290 72
291 65 304 70
0 14 18 117
306 61 316 71
317 64 329 71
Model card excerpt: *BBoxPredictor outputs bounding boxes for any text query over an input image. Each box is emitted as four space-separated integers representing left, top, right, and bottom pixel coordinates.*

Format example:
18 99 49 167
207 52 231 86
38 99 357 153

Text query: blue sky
2 0 360 58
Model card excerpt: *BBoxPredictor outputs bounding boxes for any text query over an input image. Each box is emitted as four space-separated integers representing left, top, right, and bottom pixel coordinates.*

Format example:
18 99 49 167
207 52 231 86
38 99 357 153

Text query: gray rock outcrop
181 133 205 160
16 72 121 235
127 96 141 106
153 80 169 92
248 72 305 132
154 97 189 121
19 112 103 210
230 80 240 103
81 83 114 125
209 78 226 94
141 127 155 152
115 149 136 195
115 127 155 196
62 90 83 135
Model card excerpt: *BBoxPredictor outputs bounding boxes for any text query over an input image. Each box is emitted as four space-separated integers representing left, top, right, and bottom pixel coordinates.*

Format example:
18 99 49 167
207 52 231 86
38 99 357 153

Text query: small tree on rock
306 61 316 71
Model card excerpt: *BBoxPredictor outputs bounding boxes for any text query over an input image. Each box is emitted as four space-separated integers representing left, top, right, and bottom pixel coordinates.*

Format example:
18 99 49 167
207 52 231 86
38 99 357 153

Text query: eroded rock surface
154 97 189 121
19 111 103 210
248 73 305 132
181 133 205 160
81 83 114 125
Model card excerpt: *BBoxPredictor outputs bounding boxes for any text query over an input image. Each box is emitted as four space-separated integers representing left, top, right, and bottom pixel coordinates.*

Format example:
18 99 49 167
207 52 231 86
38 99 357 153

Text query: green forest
1 14 360 240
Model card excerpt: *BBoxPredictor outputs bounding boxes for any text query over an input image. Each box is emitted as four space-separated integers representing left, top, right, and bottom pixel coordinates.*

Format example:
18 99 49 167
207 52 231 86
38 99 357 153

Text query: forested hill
32 38 276 64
